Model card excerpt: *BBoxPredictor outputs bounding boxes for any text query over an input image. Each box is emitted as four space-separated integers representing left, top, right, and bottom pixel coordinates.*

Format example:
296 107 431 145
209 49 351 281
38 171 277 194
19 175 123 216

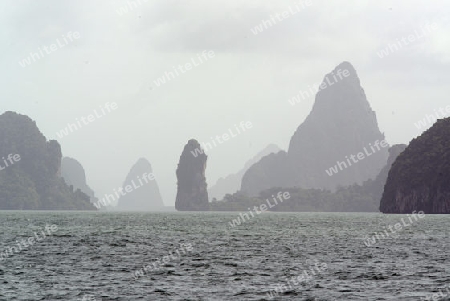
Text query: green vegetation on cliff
211 185 378 212
380 118 450 214
212 144 406 212
0 111 95 210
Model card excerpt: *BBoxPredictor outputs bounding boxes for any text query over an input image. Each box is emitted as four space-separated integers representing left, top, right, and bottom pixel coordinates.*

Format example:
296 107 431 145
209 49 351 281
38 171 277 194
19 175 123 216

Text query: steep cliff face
380 118 450 214
116 158 164 211
175 139 209 211
209 144 280 200
0 111 95 210
288 62 388 189
61 157 96 201
242 62 388 196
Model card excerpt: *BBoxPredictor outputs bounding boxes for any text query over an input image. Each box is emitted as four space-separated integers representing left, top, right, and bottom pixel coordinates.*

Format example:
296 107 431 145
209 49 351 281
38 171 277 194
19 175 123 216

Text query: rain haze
1 0 449 205
1 1 450 300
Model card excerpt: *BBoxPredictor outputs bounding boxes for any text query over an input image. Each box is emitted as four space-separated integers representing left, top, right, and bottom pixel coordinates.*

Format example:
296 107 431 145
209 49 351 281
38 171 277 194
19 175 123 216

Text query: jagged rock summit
175 139 209 211
242 62 389 196
61 157 96 202
208 144 281 201
0 111 95 210
116 158 164 211
380 118 450 214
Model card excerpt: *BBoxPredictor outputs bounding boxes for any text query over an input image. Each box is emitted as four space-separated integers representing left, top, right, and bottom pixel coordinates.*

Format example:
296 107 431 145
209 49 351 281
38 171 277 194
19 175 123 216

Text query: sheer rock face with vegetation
61 157 97 202
380 118 450 214
241 62 389 197
0 111 95 210
116 158 164 211
175 139 209 211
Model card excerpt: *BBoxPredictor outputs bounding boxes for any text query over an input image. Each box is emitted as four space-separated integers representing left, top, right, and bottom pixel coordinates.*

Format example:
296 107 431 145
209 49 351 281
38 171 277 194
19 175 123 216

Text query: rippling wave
0 212 448 300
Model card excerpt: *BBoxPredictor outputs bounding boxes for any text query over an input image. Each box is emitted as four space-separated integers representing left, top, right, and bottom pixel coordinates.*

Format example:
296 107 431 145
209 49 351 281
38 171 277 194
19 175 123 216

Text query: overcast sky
1 0 449 206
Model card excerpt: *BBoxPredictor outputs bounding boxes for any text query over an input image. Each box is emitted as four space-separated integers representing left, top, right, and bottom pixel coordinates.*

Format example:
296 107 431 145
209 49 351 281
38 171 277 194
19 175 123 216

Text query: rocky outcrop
380 118 450 214
0 111 95 210
209 144 280 200
61 157 96 201
241 150 295 196
116 158 164 211
241 62 389 196
212 144 407 212
175 139 209 211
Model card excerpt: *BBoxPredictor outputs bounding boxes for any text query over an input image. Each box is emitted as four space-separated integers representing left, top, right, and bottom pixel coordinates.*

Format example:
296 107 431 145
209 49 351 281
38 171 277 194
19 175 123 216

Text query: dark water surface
0 212 448 300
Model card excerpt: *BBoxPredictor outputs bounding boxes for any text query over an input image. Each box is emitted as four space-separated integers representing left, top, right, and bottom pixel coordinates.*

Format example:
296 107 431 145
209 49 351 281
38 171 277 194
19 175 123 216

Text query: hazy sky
1 0 449 206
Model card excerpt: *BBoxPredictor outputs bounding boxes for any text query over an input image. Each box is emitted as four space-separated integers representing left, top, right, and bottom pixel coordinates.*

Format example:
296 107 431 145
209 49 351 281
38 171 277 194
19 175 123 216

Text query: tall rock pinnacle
175 139 209 211
116 158 164 211
287 61 388 189
242 62 389 196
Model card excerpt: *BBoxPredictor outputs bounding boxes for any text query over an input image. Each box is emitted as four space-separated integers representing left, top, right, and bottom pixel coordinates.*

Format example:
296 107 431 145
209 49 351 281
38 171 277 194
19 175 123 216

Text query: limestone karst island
1 62 449 214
